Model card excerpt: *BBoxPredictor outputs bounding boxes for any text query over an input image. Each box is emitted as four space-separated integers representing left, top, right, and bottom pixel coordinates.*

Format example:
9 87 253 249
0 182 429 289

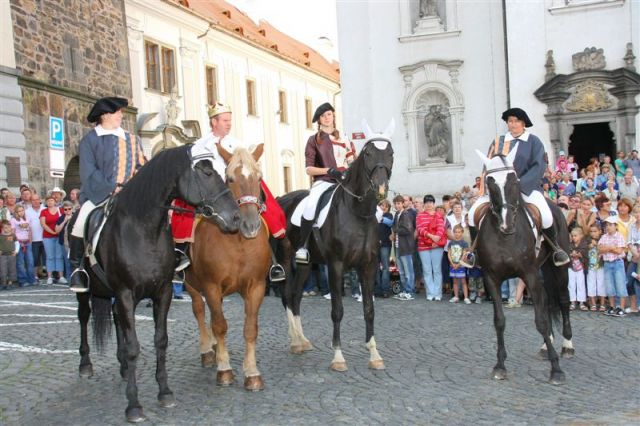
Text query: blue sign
49 116 64 150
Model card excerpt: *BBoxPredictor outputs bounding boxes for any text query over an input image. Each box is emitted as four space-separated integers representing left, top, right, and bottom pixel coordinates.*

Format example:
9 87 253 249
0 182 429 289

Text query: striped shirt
416 210 446 251
598 232 626 262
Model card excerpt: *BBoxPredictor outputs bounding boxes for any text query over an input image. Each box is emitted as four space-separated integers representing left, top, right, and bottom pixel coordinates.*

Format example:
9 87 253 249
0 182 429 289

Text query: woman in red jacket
416 194 447 301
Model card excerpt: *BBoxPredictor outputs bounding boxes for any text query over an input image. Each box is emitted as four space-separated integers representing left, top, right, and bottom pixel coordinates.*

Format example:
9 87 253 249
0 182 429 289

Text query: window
5 157 21 187
144 40 176 94
246 79 257 116
278 90 288 124
205 66 218 106
283 165 292 193
304 98 313 129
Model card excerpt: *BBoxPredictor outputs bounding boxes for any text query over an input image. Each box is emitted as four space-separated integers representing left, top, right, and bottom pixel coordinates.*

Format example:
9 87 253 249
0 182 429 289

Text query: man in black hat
68 97 146 292
465 107 569 267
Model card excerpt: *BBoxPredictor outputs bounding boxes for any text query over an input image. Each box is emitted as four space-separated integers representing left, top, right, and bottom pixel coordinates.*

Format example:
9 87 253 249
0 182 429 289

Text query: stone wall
9 0 133 196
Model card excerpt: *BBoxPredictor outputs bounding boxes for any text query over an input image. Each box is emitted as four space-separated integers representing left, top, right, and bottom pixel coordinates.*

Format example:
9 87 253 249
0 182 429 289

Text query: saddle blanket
291 186 339 228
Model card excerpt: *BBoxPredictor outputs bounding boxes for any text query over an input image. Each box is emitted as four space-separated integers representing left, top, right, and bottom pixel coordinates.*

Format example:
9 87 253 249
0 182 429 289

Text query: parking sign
49 116 64 150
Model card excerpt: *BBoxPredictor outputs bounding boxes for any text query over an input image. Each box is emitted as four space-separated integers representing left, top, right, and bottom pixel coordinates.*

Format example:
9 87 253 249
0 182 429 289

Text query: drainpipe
501 0 510 108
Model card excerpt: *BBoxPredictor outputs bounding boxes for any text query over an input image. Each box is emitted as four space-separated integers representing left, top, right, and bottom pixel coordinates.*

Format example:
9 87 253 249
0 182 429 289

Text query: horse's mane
226 147 261 179
116 144 192 216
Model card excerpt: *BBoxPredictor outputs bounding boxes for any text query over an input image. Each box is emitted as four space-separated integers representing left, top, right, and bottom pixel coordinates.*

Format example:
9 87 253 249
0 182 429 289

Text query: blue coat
489 132 547 196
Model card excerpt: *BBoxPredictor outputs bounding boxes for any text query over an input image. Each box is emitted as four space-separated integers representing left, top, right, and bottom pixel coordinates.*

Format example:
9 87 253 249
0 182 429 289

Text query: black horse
76 144 240 422
276 120 394 371
475 150 573 384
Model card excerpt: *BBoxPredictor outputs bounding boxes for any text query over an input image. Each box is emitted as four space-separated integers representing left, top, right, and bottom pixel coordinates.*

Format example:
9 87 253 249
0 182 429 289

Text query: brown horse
184 143 270 391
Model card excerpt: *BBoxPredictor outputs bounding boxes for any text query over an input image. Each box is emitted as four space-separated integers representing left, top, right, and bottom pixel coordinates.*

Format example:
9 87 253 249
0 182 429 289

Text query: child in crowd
10 205 35 287
467 266 484 303
587 225 606 311
448 224 470 304
0 220 19 290
598 216 629 317
568 228 589 310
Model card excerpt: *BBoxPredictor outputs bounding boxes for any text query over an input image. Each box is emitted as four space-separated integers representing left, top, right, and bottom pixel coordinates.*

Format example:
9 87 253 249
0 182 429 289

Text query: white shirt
192 132 244 180
95 125 126 139
25 206 44 242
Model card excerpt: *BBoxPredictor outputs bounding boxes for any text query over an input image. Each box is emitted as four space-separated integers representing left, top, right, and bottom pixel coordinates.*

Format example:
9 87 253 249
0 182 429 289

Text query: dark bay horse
475 149 573 384
185 144 270 391
276 119 394 371
77 144 240 422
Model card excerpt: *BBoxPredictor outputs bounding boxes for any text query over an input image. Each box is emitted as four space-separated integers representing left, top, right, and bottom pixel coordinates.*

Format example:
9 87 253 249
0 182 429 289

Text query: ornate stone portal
535 45 640 155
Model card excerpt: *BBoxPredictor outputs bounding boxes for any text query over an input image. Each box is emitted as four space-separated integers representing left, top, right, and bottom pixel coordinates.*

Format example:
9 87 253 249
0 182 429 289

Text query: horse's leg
526 270 565 384
112 301 127 379
559 300 574 358
152 283 176 407
328 260 347 372
358 261 384 370
242 279 266 391
484 274 508 380
286 262 313 354
115 292 147 422
77 293 93 377
185 283 216 367
206 288 234 386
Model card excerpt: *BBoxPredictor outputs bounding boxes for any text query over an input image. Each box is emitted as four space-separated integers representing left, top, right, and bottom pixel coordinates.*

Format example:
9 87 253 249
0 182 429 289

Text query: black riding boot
268 238 286 282
295 219 314 264
69 236 89 293
460 225 478 268
542 226 570 266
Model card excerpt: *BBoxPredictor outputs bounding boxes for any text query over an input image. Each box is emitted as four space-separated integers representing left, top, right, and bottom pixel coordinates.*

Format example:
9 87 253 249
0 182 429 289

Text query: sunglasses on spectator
64 208 73 211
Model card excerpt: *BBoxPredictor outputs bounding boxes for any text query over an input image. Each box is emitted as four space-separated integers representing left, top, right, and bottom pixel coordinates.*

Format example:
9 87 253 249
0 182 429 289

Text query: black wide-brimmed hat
501 107 533 128
87 97 128 123
312 102 335 123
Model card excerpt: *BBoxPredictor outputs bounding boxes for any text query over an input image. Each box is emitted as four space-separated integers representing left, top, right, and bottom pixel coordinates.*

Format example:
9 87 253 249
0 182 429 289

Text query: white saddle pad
291 187 338 228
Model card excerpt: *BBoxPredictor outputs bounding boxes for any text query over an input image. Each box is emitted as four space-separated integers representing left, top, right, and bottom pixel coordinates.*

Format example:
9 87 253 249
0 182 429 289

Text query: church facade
336 0 640 197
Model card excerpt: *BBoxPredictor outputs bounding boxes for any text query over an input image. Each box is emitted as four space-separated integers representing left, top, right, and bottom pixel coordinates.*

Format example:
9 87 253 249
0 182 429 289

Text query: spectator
583 178 597 197
0 220 18 290
568 227 589 311
594 194 614 233
26 194 45 281
599 216 629 317
447 224 470 304
618 170 639 201
602 177 619 210
566 196 595 235
40 195 64 285
625 204 640 313
575 168 586 193
567 155 578 183
623 149 640 179
595 164 612 190
555 150 567 173
375 199 393 298
48 187 66 207
68 188 81 210
5 192 17 216
10 205 35 287
614 151 626 180
542 179 557 201
392 195 416 301
416 194 446 301
55 201 74 280
0 198 9 221
412 197 424 214
18 187 32 207
587 224 606 311
557 173 576 197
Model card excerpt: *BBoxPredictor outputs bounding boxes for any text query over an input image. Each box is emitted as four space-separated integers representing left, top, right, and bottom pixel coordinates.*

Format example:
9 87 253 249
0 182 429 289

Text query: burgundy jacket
305 132 354 183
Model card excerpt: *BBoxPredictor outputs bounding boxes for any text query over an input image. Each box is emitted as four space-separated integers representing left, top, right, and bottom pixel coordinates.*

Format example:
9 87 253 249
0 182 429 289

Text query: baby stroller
388 259 402 295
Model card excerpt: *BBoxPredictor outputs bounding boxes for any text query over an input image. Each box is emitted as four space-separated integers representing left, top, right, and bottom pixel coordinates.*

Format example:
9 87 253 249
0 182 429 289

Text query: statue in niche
419 0 438 18
423 104 450 161
165 85 180 126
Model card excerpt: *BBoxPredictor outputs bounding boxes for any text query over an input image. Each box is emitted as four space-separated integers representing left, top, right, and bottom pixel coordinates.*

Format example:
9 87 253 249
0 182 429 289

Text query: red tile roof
167 0 340 83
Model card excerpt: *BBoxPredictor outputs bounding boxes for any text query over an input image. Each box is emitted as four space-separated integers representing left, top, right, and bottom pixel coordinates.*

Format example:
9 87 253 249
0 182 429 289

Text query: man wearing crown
171 103 286 282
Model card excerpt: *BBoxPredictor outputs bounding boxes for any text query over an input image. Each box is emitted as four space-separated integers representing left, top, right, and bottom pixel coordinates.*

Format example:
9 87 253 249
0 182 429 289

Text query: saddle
291 184 337 228
83 198 115 287
474 202 542 232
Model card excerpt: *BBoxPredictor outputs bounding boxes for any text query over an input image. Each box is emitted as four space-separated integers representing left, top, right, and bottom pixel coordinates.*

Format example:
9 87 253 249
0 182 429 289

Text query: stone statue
572 47 606 71
423 104 450 160
623 42 636 71
165 85 180 126
419 0 438 18
545 50 556 81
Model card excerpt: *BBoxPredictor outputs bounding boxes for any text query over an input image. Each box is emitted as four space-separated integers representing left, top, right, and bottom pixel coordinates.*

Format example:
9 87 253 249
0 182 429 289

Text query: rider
68 97 147 292
464 107 570 267
295 102 356 263
174 102 287 282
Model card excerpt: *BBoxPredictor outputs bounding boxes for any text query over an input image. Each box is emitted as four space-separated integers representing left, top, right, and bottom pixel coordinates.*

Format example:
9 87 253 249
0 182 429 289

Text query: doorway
568 123 615 170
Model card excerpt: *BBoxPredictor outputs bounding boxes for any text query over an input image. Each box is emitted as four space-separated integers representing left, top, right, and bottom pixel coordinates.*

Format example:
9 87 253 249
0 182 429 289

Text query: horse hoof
290 345 305 355
549 371 566 385
78 364 93 377
368 359 385 370
201 351 216 368
158 392 176 408
492 368 507 380
561 348 575 359
216 370 235 386
330 361 348 372
125 407 147 423
538 349 548 359
244 375 264 391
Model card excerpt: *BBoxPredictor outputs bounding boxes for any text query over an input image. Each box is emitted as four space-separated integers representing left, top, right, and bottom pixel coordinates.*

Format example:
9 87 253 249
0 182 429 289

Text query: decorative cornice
399 60 463 76
548 0 624 15
398 30 461 44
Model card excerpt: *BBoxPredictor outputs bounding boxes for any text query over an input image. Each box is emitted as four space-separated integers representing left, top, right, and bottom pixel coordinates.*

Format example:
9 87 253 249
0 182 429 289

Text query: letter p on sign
49 116 64 150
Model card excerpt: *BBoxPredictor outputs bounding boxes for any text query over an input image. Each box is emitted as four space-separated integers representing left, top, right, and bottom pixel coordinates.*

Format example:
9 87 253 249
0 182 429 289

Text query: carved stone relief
564 80 615 112
416 91 451 164
572 47 606 71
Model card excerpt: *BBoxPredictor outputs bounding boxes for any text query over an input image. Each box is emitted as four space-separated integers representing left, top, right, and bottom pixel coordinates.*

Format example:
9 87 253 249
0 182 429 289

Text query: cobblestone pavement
0 284 638 425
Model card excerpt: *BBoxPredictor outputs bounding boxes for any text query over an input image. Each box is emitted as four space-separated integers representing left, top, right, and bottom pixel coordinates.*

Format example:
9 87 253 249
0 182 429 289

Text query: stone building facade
6 0 134 196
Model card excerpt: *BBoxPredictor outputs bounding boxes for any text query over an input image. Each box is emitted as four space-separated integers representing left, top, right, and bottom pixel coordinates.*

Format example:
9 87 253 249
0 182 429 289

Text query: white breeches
302 180 334 221
71 200 97 238
467 190 553 229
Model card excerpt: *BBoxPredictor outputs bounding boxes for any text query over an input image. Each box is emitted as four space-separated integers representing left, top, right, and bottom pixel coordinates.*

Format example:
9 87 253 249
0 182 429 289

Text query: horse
76 143 241 422
276 119 394 371
184 143 271 391
474 148 573 385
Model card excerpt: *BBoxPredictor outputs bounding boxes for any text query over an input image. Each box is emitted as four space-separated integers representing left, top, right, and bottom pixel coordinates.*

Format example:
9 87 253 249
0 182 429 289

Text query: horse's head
217 143 264 239
355 118 395 198
476 148 520 235
182 146 240 233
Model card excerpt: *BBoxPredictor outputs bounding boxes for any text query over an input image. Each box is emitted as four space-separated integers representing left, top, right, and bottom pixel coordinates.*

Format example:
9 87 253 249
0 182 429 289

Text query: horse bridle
485 161 520 233
339 138 392 202
236 195 265 213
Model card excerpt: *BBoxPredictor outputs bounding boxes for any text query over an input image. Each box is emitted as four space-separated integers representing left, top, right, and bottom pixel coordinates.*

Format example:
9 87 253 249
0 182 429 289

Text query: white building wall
125 0 340 195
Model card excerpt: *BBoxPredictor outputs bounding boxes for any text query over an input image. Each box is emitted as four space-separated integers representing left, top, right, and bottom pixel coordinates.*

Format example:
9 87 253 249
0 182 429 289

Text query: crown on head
207 102 232 118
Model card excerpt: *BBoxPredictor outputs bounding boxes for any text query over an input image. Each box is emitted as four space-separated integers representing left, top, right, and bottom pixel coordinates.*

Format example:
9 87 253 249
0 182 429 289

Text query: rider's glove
327 167 344 181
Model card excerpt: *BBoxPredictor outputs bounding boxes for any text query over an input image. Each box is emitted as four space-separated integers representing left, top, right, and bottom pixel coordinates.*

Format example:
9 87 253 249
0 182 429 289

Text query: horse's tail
91 295 112 353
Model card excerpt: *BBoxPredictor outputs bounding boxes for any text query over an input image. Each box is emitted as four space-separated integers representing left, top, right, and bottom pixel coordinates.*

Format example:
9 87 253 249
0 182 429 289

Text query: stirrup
552 251 570 267
69 268 90 293
172 270 185 284
269 264 286 282
295 248 310 264
174 249 191 272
